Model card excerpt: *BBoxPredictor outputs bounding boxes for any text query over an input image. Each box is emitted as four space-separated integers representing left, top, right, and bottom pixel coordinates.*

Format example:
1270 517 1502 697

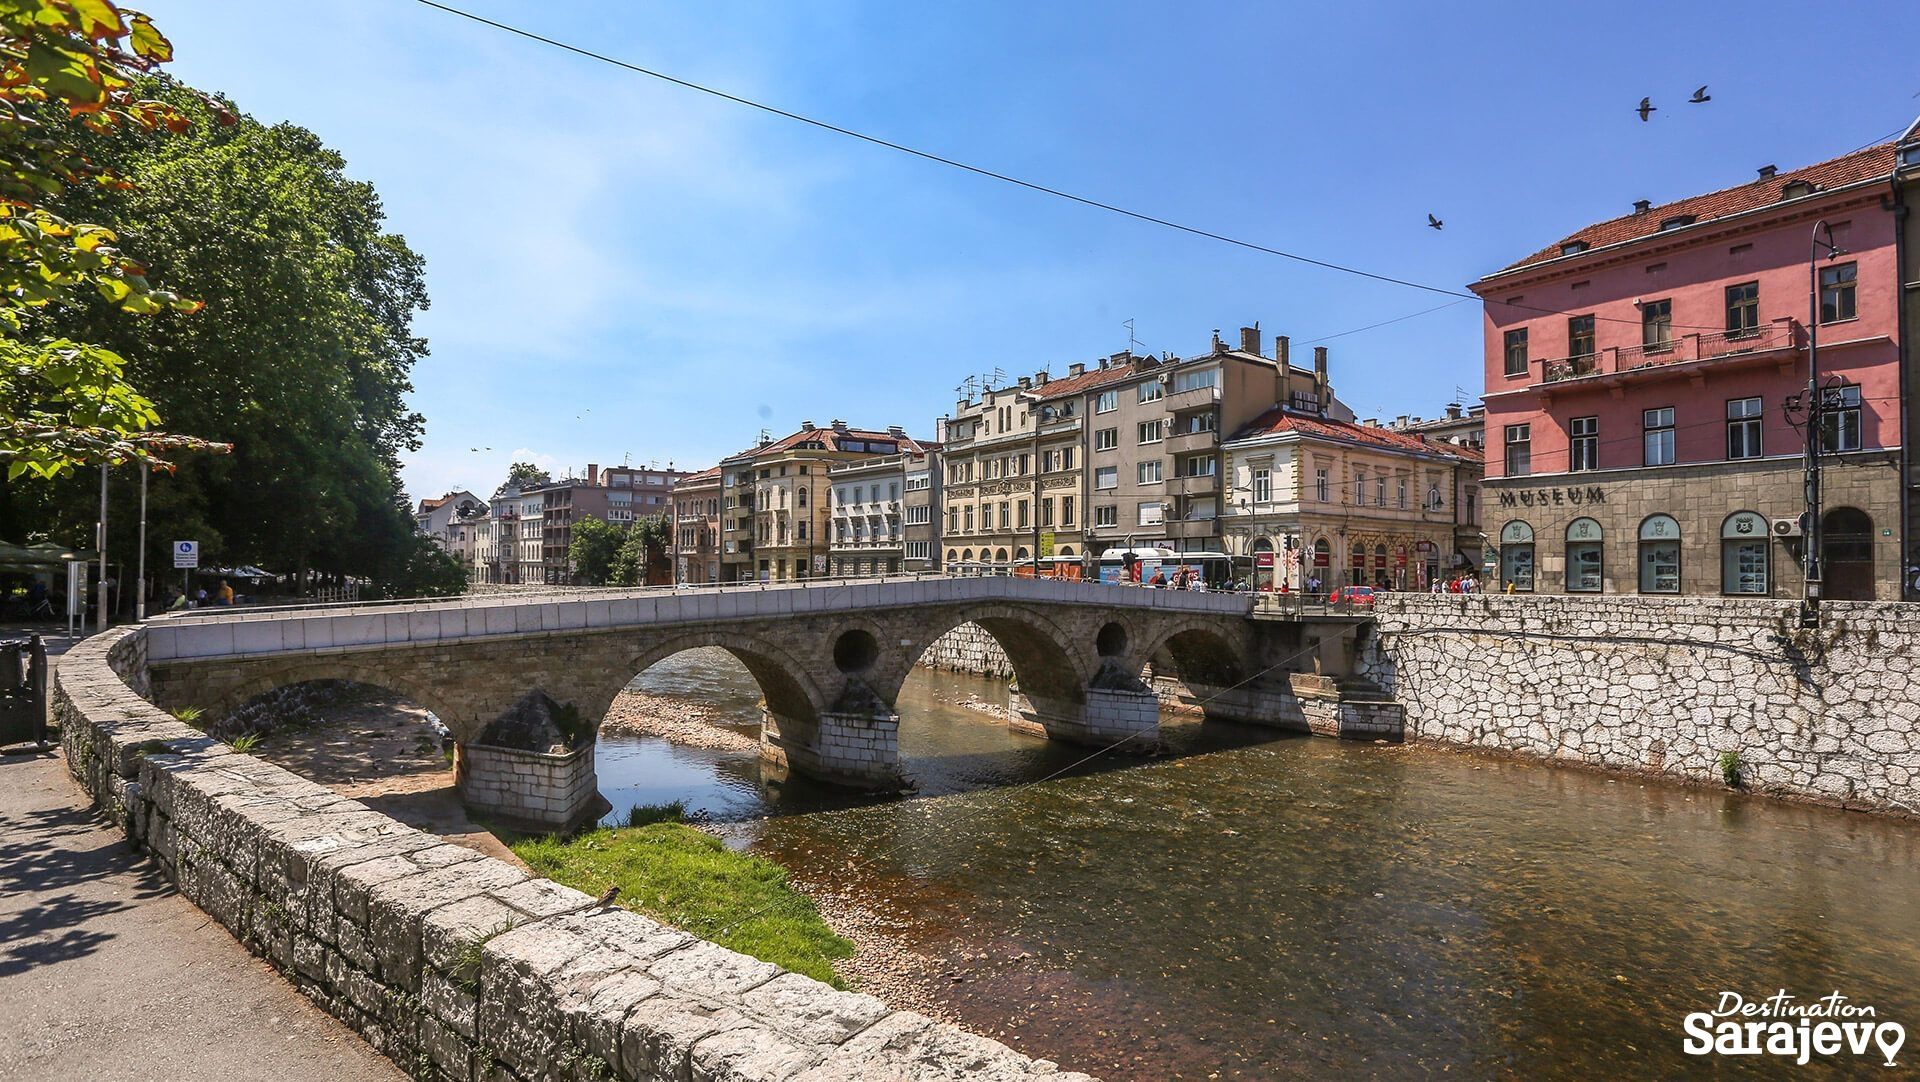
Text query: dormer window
1901 145 1920 168
1560 241 1589 256
1782 180 1816 200
1658 214 1696 231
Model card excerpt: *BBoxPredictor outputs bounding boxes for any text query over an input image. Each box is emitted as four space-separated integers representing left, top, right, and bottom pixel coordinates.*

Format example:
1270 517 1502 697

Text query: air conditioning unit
1771 517 1803 538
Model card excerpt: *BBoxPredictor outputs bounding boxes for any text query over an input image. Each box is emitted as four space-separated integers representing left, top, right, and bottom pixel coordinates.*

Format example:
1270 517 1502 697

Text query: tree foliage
504 461 550 489
2 79 432 594
0 1 227 478
609 515 669 587
568 516 623 586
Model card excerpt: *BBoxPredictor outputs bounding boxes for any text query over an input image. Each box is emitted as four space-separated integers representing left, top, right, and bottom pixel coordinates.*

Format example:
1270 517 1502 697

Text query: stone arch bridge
139 578 1384 829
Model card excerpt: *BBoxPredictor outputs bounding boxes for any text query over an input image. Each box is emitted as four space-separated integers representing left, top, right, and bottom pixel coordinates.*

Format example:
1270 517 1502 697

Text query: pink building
1471 138 1916 600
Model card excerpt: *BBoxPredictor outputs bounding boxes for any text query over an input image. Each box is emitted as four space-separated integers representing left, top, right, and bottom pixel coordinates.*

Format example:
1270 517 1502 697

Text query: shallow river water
596 648 1920 1080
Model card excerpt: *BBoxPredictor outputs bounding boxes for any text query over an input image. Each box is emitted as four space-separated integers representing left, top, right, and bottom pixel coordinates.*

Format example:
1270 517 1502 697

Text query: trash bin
0 635 48 746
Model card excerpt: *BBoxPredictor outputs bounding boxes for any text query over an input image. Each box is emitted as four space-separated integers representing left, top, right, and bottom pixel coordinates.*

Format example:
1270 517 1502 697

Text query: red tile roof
673 466 721 486
1491 143 1899 276
1228 407 1485 464
735 425 930 460
1031 358 1154 401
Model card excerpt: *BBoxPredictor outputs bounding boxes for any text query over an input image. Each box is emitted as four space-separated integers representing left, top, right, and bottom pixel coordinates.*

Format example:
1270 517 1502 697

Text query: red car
1328 585 1377 608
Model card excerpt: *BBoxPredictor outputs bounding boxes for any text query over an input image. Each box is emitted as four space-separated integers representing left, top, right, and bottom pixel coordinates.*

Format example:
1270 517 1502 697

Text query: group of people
1431 574 1482 593
164 579 236 610
1142 565 1212 591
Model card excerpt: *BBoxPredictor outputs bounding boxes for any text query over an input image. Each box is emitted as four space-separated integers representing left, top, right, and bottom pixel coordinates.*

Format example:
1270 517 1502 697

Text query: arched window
1349 542 1366 586
1565 517 1604 593
797 487 808 508
946 549 959 566
1822 507 1875 600
1499 521 1535 591
1721 512 1769 595
1638 514 1681 593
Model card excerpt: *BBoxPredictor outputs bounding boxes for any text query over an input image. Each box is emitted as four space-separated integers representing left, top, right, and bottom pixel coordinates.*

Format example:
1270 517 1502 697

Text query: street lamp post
1802 219 1843 628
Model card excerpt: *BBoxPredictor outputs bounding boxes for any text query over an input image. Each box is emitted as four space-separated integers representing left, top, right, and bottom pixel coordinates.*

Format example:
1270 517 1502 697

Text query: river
596 647 1920 1080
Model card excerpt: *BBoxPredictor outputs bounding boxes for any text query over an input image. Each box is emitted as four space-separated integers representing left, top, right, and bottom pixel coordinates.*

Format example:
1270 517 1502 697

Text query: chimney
1275 335 1291 369
1018 376 1032 390
831 419 848 432
1394 415 1409 428
1211 329 1224 353
1034 371 1049 385
1362 418 1377 427
1239 324 1261 354
1068 362 1086 377
887 425 905 437
1312 346 1330 418
1446 402 1463 420
586 463 599 486
800 419 815 431
1757 164 1778 180
1632 199 1652 215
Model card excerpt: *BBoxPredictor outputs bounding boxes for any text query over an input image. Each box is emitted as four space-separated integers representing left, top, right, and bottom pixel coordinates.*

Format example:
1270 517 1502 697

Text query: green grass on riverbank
507 823 854 987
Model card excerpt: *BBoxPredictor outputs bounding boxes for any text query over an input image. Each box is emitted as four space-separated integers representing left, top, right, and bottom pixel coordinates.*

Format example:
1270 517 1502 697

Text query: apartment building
940 359 1138 572
901 446 941 573
828 455 907 576
514 488 544 585
1472 133 1917 598
1222 410 1485 591
1382 402 1486 452
669 467 722 584
516 463 688 584
718 421 931 582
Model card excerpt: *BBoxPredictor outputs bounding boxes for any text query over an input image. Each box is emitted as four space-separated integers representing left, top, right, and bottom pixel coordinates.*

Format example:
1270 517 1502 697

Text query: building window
1499 521 1535 592
1638 514 1682 593
1819 383 1863 452
1570 416 1599 471
1726 397 1763 459
1094 427 1118 451
1568 314 1595 359
998 502 1010 529
1095 390 1118 414
1138 460 1163 484
1725 281 1759 337
1315 468 1329 502
1062 497 1075 525
1353 470 1366 505
1017 501 1028 528
1721 511 1770 595
1138 502 1164 527
1640 298 1672 350
1094 504 1116 528
1503 328 1529 377
1138 382 1163 404
948 507 958 532
1818 262 1856 323
1040 498 1053 527
1185 455 1217 477
1565 517 1604 593
1643 407 1675 466
1137 420 1164 444
1094 466 1118 490
1171 368 1219 393
1252 467 1272 504
1397 478 1407 509
964 506 973 532
1504 424 1532 476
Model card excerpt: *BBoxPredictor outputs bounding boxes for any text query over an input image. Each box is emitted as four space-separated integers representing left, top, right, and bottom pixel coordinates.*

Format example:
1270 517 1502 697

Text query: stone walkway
0 748 400 1082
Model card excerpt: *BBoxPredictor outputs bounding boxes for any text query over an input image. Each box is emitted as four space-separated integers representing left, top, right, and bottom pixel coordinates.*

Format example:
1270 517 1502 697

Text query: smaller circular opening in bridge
1095 621 1129 658
833 628 880 674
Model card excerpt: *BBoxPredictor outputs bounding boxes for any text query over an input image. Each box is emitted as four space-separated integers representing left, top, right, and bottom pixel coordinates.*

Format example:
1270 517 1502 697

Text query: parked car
1329 585 1377 608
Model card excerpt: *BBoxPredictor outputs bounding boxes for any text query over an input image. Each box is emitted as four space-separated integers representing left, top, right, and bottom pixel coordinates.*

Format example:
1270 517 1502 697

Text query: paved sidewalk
0 748 399 1082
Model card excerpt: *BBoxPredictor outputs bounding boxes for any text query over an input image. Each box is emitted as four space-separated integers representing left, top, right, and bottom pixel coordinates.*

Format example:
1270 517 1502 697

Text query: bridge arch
620 627 828 735
149 652 472 742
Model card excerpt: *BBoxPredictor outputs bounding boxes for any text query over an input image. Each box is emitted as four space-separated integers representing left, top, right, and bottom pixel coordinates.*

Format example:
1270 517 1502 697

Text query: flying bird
1689 85 1710 104
1637 97 1657 122
1426 214 1444 231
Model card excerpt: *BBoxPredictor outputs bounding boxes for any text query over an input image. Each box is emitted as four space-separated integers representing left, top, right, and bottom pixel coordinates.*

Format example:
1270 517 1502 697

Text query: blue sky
151 1 1920 501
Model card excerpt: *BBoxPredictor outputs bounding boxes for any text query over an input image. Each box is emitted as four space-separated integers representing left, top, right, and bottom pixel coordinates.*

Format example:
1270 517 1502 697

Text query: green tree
609 515 670 587
505 462 550 489
366 532 466 599
0 1 223 478
6 81 432 595
568 517 624 586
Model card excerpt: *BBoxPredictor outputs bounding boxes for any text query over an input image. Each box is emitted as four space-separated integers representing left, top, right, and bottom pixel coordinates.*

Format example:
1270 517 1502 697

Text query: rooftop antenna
758 426 771 445
1453 384 1472 403
1124 318 1144 355
983 366 1006 392
957 374 981 401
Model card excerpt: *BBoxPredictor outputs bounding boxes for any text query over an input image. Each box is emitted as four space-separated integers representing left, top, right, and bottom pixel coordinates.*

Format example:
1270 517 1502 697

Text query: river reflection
597 648 1920 1080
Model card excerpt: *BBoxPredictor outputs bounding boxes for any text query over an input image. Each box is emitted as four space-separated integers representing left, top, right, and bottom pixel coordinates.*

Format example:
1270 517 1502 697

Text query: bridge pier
1016 667 1163 751
1178 679 1309 732
761 709 906 790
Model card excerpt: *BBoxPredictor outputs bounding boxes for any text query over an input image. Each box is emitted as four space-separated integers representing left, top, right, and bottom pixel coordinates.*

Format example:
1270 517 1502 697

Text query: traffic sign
172 540 199 569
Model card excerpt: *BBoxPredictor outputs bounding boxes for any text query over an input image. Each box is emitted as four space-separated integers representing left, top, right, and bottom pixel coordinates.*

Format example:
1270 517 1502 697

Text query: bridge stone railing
53 623 1097 1082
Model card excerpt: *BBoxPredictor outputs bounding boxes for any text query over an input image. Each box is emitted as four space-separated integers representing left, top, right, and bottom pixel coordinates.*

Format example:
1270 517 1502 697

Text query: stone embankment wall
1362 595 1920 814
53 626 1092 1082
916 622 1015 678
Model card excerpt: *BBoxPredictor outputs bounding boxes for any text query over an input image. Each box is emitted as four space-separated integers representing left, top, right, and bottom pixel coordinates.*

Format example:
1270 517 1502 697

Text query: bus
1096 547 1236 589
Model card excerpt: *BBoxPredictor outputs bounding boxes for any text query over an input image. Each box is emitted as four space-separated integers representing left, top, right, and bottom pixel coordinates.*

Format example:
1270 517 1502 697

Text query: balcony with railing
1164 382 1222 412
1164 427 1220 455
1532 317 1799 393
1161 516 1220 540
1168 473 1220 497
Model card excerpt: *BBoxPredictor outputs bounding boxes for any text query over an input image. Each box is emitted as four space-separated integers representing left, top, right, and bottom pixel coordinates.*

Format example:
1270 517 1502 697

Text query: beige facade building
718 421 931 582
1222 410 1485 591
828 455 907 576
669 467 722 584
